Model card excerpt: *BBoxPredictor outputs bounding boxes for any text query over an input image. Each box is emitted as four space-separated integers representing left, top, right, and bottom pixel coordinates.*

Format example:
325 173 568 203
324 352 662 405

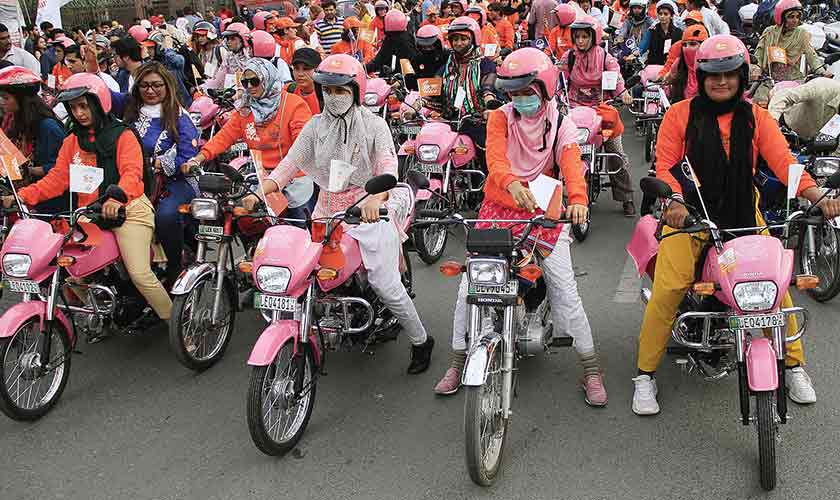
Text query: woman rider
366 10 420 75
241 54 435 374
120 62 200 287
559 15 636 217
414 24 448 79
634 0 682 66
663 24 708 103
632 34 840 415
2 73 172 322
433 48 608 405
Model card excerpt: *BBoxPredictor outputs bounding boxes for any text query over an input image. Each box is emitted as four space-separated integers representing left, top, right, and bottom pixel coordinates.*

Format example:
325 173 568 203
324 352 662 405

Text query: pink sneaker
434 367 462 395
582 374 608 407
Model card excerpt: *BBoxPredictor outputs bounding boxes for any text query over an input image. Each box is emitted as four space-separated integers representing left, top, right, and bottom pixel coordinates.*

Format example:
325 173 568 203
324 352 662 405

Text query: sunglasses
241 76 262 88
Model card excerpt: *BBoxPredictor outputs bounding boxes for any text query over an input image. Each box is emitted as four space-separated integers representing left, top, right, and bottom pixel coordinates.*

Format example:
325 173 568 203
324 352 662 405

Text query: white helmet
655 0 678 14
629 0 647 8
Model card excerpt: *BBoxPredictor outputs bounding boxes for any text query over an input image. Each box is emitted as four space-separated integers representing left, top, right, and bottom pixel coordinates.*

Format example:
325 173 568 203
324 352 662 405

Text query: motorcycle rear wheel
247 342 316 456
756 391 777 491
464 346 508 486
169 276 235 371
798 224 840 302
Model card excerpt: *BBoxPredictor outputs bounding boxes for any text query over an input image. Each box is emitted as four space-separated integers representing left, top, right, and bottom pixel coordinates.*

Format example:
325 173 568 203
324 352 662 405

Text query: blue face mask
512 94 542 117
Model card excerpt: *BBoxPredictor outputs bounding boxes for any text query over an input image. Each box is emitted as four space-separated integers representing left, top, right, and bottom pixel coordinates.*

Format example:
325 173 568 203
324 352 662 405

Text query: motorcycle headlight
467 258 508 286
364 93 380 106
189 111 202 127
813 158 840 177
576 127 590 144
256 265 291 293
733 281 778 312
190 198 221 221
417 144 440 162
2 253 31 278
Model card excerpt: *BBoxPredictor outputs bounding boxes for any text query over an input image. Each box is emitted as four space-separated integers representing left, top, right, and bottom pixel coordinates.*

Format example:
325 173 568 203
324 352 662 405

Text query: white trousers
348 221 428 345
450 227 594 353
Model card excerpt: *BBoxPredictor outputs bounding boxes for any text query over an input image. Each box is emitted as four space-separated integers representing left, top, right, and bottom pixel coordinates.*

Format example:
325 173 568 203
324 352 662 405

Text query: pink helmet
774 0 802 25
374 0 390 12
447 16 482 46
384 10 408 32
128 25 149 43
188 95 221 129
220 17 233 32
416 24 444 47
449 0 468 15
553 4 577 27
313 54 367 105
58 72 112 114
496 48 559 100
251 30 277 58
465 5 487 27
0 66 42 94
222 22 251 42
252 11 275 31
696 34 749 73
569 15 602 49
53 37 76 48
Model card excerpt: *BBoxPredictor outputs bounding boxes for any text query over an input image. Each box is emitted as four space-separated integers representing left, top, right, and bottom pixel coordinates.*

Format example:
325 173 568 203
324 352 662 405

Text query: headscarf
241 58 284 125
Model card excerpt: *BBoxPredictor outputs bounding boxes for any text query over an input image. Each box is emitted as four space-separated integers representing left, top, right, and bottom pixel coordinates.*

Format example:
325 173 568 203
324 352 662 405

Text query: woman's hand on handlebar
361 194 386 222
102 199 122 220
663 202 689 228
567 204 588 225
508 181 537 213
181 155 205 175
815 196 840 219
1 195 16 209
621 92 633 106
242 193 261 212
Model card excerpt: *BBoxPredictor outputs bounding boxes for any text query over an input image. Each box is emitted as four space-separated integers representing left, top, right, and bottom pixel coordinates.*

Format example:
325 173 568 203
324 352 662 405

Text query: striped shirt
315 17 345 52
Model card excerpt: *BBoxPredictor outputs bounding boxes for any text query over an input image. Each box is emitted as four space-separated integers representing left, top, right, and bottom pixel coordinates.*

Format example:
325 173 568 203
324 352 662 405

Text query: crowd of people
1 0 839 416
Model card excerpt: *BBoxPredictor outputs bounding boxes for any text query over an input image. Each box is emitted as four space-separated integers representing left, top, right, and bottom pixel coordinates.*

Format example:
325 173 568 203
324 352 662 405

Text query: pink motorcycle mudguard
746 337 779 391
247 320 321 367
0 301 74 343
229 156 251 171
398 138 416 156
627 215 660 278
640 65 663 85
416 178 443 201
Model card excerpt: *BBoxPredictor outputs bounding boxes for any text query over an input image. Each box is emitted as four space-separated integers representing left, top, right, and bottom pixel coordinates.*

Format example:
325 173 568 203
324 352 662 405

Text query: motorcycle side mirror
365 174 397 195
811 136 838 154
639 176 673 199
824 169 840 190
405 170 430 190
625 74 642 88
825 53 840 65
104 184 128 204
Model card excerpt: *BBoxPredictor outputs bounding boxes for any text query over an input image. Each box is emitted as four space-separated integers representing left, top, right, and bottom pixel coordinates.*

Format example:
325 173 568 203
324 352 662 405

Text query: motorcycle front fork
468 304 515 419
735 327 788 426
37 267 63 372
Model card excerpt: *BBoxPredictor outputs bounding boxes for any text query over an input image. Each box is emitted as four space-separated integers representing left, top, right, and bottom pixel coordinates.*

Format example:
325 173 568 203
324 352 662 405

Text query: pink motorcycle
629 175 836 491
188 89 249 165
0 186 167 421
241 173 425 456
398 114 486 263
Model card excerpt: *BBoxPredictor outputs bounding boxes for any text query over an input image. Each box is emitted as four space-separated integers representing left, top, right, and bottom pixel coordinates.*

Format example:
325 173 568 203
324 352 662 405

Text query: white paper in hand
663 39 671 54
70 164 104 194
659 86 671 109
454 87 466 110
328 159 357 192
529 174 563 211
224 73 236 89
310 32 320 48
819 114 840 138
47 75 56 88
787 163 805 200
484 43 498 57
602 71 618 91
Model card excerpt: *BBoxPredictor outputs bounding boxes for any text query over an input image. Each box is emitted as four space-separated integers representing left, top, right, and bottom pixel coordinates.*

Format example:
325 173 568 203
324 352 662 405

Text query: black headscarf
682 68 756 231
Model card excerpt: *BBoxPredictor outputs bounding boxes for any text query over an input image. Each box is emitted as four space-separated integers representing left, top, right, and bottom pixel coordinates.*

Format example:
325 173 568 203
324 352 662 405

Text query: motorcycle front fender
170 263 216 296
461 332 502 387
0 301 74 343
247 320 321 367
746 337 779 392
416 178 443 201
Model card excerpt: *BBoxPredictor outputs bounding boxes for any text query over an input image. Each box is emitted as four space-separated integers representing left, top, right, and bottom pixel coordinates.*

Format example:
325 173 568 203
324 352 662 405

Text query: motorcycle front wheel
414 196 450 264
247 342 317 456
169 275 235 371
756 391 777 491
798 223 840 301
0 317 72 421
464 345 508 486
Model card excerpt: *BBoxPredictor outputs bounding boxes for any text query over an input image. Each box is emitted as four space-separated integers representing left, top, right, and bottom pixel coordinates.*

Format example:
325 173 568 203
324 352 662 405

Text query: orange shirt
485 109 588 209
611 0 628 22
493 18 515 48
20 130 145 208
285 82 320 114
330 39 375 64
546 25 572 59
201 91 312 169
481 24 499 47
658 40 683 79
278 38 300 65
370 16 386 46
655 99 817 197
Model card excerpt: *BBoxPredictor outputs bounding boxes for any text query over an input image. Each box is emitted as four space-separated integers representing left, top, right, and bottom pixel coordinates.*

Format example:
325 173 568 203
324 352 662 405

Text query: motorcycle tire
169 275 236 371
247 342 317 456
0 318 72 421
464 346 508 486
797 224 840 302
414 197 449 265
756 391 777 491
645 124 655 163
572 219 590 242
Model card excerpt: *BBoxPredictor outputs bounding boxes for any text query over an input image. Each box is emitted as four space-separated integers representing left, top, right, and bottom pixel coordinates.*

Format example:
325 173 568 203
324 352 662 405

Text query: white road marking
613 254 641 303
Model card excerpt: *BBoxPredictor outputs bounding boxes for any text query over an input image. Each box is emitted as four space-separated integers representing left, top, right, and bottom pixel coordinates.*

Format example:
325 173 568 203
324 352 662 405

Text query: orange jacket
611 1 628 22
200 92 312 169
20 130 144 208
370 16 386 46
658 40 683 79
656 99 817 197
481 24 499 47
330 39 375 64
485 109 588 209
492 18 515 48
546 25 573 59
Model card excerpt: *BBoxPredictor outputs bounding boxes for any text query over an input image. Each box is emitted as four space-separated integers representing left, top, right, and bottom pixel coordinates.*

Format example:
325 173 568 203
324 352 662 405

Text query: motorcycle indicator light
454 143 468 155
233 207 251 217
404 145 416 154
517 264 542 282
795 274 820 290
440 260 465 277
317 268 339 281
178 204 191 214
693 282 717 295
238 261 253 273
56 256 76 267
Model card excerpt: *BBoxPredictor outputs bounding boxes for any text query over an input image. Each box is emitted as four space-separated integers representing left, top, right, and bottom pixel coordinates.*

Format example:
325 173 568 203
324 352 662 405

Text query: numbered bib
768 46 787 65
663 39 671 54
602 71 619 91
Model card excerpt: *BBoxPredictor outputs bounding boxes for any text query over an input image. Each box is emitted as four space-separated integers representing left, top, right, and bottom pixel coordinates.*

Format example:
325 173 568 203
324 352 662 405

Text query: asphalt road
2 122 840 500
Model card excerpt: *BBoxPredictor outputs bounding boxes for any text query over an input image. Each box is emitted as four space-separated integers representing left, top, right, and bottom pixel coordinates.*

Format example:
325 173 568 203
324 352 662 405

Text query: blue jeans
155 178 196 282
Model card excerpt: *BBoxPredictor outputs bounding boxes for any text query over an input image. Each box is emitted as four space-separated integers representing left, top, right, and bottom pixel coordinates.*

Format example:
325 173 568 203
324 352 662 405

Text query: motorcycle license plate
229 142 248 153
728 313 786 330
4 279 39 294
254 293 297 312
644 90 659 99
198 225 224 236
401 125 421 135
414 162 444 174
469 280 518 296
579 144 593 155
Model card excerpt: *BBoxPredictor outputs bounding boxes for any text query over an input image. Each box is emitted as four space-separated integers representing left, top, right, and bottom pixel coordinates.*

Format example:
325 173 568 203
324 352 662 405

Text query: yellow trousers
111 196 172 320
637 227 805 372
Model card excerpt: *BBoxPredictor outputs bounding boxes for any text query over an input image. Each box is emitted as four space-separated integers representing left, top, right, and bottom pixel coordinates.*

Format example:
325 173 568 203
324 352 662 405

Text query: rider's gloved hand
663 201 690 228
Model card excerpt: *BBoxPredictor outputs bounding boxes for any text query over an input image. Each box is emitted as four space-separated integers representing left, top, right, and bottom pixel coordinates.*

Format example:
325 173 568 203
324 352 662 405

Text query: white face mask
323 92 354 116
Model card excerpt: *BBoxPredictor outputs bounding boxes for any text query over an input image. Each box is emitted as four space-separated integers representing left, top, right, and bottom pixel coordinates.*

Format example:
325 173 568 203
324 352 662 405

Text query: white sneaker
632 375 660 415
785 367 817 404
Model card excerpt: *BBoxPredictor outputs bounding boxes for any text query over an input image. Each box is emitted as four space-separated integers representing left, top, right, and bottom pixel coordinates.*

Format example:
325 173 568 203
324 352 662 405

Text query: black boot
407 335 435 374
